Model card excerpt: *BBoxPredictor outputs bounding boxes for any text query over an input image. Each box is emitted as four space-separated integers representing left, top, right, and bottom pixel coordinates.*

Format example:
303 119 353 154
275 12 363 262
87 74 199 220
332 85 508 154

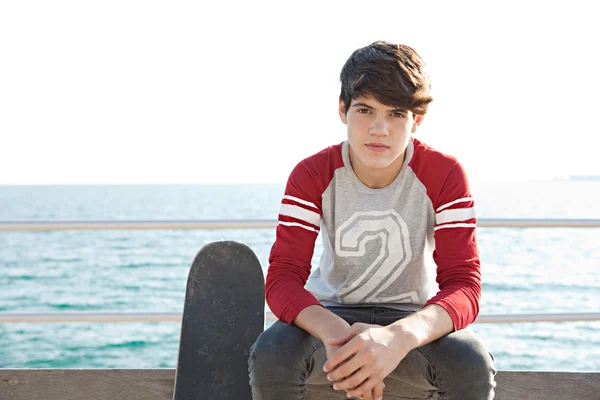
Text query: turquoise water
0 181 599 371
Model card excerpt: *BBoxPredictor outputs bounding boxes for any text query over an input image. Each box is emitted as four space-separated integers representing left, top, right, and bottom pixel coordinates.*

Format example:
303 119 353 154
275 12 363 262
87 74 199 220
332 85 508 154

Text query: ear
338 99 348 124
411 114 424 134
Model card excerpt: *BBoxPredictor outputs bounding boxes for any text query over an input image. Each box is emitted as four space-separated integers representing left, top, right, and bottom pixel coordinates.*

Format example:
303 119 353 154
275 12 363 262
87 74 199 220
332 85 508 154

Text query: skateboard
173 241 265 400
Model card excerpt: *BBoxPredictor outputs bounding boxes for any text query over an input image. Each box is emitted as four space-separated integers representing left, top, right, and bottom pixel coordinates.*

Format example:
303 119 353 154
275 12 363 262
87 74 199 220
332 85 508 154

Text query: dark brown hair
339 41 433 116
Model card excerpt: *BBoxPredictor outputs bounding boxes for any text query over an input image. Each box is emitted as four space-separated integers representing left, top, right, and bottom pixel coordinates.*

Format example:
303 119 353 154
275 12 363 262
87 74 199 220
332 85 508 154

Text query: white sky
1 1 599 185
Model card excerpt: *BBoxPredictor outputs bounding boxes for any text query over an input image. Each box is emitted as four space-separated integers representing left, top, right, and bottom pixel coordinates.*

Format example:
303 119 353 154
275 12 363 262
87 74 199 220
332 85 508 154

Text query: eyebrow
352 103 407 112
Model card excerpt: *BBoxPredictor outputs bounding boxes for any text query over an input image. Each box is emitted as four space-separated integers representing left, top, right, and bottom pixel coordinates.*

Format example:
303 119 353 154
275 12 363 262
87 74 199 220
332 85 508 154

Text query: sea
0 181 598 371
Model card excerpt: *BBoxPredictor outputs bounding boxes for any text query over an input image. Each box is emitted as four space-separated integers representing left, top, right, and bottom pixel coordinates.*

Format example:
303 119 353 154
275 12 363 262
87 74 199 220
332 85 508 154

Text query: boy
249 41 496 400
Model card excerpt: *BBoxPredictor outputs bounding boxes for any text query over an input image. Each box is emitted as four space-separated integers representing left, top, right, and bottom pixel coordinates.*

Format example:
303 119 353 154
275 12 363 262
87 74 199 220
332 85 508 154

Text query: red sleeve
265 160 325 324
423 161 481 331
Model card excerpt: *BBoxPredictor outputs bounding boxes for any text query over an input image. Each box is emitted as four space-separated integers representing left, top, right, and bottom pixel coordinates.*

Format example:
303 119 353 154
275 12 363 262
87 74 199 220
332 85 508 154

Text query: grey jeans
248 306 496 399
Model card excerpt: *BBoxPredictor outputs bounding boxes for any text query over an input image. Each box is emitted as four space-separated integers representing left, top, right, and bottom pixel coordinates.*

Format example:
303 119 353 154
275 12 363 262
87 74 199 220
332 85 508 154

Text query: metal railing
1 311 599 324
1 218 598 325
1 218 600 231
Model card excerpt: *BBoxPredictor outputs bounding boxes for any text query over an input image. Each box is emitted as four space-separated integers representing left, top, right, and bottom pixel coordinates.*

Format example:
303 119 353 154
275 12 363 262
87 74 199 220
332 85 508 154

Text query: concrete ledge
1 369 599 399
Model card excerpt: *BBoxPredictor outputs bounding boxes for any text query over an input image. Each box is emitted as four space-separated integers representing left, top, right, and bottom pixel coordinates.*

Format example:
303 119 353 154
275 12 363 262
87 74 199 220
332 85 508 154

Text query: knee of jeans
461 341 496 393
421 330 496 393
248 321 316 378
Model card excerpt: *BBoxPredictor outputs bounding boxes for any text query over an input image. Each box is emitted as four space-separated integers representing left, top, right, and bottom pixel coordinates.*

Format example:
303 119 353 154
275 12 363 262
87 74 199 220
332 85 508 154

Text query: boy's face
339 95 423 182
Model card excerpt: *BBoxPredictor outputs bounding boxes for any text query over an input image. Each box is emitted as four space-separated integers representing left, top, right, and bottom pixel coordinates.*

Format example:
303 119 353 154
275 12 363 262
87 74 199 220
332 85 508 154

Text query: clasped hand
323 323 407 400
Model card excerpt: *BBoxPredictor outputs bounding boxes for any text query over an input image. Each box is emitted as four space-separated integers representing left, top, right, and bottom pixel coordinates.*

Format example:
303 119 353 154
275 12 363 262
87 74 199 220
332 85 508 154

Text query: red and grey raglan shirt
266 138 481 331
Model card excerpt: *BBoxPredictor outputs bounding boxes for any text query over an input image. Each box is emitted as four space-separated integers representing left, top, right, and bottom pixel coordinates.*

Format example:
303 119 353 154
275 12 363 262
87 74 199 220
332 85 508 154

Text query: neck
349 149 406 189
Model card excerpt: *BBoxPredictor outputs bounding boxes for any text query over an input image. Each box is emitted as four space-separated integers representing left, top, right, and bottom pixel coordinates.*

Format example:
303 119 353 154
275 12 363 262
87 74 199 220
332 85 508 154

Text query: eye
391 112 406 118
357 108 371 114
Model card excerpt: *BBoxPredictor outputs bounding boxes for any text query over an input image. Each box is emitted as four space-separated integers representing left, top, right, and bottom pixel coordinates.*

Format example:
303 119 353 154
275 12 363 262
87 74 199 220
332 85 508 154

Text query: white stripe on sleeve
434 223 477 231
283 195 318 210
280 204 321 227
278 221 320 233
435 207 476 225
436 197 473 212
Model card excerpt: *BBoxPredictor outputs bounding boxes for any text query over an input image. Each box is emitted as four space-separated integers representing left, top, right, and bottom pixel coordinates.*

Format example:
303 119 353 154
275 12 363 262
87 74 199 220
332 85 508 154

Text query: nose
368 118 389 137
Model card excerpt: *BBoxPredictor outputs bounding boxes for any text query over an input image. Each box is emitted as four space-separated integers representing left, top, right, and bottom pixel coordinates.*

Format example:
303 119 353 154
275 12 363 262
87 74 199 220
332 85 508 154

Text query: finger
332 365 370 391
345 377 381 400
323 339 360 373
345 377 381 399
327 347 369 382
373 381 384 400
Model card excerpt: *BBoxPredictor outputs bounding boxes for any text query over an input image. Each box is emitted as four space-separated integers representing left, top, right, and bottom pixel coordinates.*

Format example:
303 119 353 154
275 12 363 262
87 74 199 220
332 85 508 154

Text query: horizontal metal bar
0 220 276 232
477 218 600 228
1 218 599 232
0 312 182 323
0 311 598 324
474 312 600 324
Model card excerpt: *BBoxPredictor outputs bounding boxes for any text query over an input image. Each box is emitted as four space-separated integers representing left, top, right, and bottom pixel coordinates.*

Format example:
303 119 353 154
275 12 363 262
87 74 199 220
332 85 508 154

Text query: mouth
365 142 389 152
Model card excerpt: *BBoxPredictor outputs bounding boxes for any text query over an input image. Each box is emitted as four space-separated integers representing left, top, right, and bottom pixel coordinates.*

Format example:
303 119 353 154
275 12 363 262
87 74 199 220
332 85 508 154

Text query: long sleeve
424 161 481 331
265 161 325 324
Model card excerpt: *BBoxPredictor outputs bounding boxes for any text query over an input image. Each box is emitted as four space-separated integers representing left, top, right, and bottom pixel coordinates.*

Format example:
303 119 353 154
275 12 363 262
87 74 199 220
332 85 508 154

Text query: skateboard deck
173 241 265 400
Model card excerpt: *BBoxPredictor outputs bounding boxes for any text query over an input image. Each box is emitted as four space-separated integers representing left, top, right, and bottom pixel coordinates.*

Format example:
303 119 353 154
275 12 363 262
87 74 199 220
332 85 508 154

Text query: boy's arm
265 160 330 325
293 305 350 341
423 161 482 331
386 304 453 352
